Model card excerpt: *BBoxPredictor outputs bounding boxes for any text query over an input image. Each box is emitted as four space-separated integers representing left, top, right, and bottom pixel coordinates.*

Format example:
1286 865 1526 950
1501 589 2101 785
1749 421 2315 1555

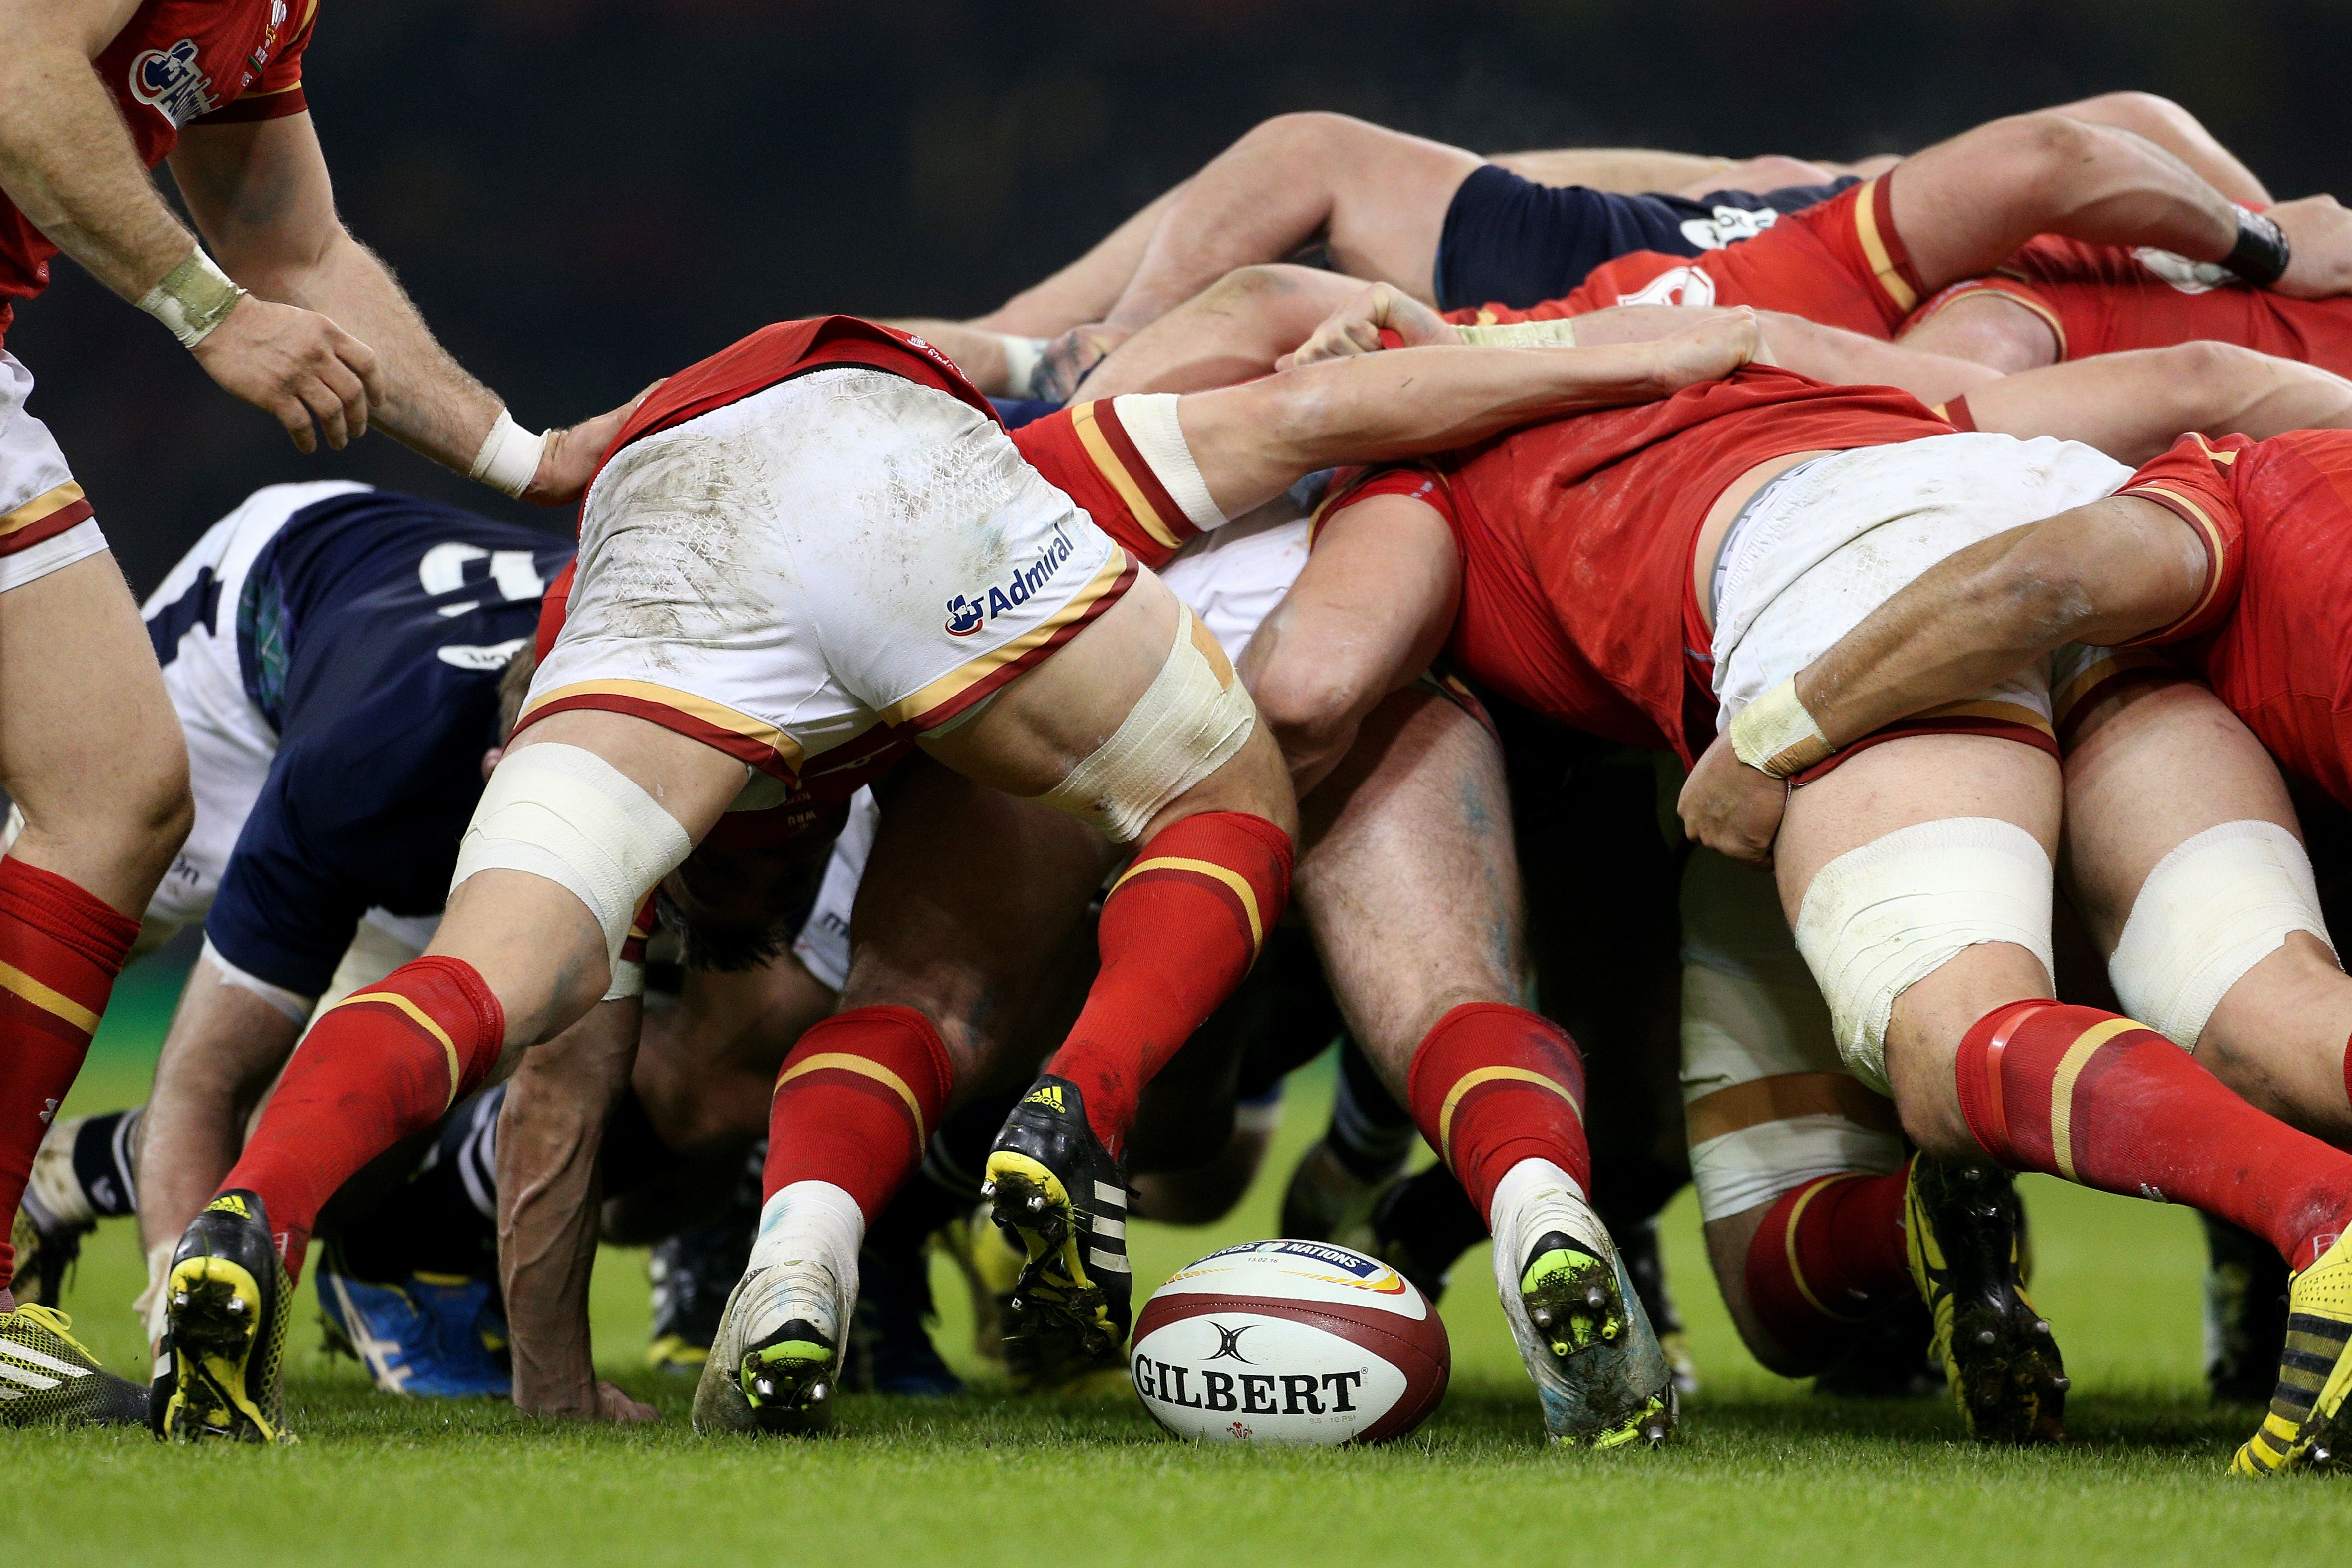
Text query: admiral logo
130 39 217 127
944 523 1076 637
1133 1353 1364 1417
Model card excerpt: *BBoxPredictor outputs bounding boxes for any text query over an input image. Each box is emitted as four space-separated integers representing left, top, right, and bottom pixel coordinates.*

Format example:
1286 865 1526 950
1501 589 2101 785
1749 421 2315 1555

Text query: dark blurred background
17 0 2351 594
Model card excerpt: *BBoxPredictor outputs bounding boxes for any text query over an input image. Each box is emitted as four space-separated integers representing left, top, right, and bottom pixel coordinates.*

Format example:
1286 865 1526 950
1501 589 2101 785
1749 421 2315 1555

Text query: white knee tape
451 742 694 966
1680 963 1905 1221
1794 817 2053 1093
1036 603 1256 842
2109 820 2336 1049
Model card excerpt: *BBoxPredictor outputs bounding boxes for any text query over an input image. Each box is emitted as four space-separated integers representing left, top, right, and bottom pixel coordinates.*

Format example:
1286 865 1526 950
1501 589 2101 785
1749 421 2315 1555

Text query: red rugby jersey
0 0 318 345
2110 429 2352 808
1323 366 1952 764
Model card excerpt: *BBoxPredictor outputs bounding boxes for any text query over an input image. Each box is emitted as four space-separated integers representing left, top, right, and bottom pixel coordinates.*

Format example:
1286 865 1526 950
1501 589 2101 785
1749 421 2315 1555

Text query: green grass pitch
10 958 2352 1565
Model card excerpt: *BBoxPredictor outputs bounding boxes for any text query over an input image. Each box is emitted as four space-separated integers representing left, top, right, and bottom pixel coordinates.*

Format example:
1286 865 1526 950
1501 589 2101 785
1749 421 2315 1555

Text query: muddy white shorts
524 367 1134 779
0 353 109 594
1710 432 2130 744
787 504 1315 991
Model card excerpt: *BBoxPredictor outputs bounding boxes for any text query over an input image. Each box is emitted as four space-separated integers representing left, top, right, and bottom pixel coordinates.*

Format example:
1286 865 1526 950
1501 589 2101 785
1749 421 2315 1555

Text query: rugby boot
2203 1214 2291 1407
647 1215 754 1376
1811 1296 1942 1400
841 1231 962 1397
983 1076 1133 1388
2231 1229 2352 1475
1904 1154 2066 1444
9 1190 89 1310
315 1254 512 1399
0 1304 147 1426
1491 1168 1674 1448
1361 1163 1489 1303
1279 1140 1390 1245
153 1190 294 1443
937 1202 1023 1368
691 1254 852 1438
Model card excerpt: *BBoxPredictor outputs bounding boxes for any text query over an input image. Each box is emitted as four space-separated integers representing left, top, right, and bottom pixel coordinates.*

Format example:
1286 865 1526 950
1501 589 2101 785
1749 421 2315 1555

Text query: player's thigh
1895 293 2060 373
1296 687 1524 1095
0 551 190 910
1314 122 1485 301
2063 676 2352 1130
841 755 1116 1099
1776 733 2062 1150
1885 112 2103 293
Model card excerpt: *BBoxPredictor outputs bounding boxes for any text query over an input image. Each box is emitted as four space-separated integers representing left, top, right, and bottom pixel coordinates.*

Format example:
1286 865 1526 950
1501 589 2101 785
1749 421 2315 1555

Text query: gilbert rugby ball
1131 1239 1449 1445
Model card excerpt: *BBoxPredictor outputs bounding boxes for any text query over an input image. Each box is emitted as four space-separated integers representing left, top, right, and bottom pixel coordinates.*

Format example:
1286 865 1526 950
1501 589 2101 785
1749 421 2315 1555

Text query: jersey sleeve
1309 463 1461 551
1012 401 1225 569
195 0 319 125
2110 432 2252 646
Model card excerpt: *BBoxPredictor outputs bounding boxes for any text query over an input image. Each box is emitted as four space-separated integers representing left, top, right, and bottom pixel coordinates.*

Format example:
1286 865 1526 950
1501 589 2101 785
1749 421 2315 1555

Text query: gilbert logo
130 39 216 126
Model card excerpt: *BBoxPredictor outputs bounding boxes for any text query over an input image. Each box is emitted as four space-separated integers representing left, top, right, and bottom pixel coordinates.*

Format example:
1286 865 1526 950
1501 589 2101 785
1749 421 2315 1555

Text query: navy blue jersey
1432 164 1859 313
147 488 574 995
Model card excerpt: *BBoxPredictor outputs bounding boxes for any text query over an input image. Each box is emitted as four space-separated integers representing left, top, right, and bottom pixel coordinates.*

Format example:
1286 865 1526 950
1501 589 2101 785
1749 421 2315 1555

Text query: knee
1982 110 2107 198
1233 110 1372 166
1246 655 1374 781
17 743 192 891
2067 90 2195 144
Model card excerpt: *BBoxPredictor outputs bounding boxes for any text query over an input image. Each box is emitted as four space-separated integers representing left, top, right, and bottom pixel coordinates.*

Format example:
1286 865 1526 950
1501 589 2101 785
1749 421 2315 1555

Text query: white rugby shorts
524 367 1134 778
0 353 109 594
789 501 1315 991
1710 432 2130 743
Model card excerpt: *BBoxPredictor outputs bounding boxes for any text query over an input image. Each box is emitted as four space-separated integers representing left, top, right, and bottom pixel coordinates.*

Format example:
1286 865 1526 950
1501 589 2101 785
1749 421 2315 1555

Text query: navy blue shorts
1432 164 1858 312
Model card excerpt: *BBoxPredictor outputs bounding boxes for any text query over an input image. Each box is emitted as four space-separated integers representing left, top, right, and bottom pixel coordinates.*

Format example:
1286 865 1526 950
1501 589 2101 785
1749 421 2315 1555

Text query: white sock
995 334 1050 399
748 1180 865 1275
1489 1157 1586 1231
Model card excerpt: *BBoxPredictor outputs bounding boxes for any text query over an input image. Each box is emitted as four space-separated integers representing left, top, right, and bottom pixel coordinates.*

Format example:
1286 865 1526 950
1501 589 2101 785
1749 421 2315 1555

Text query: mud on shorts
520 365 1136 785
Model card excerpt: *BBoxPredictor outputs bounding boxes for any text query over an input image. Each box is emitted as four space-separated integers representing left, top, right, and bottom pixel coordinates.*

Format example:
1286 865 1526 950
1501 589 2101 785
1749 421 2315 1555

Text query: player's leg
1296 687 1676 1446
698 761 1114 1430
157 708 743 1442
972 183 1189 339
1073 263 1364 401
0 533 189 1424
2060 673 2352 1141
1103 113 1483 331
1786 733 2352 1473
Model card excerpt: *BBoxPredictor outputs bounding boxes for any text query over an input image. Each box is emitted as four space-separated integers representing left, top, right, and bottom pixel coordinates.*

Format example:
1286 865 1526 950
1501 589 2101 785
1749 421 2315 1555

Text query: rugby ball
1130 1239 1449 1445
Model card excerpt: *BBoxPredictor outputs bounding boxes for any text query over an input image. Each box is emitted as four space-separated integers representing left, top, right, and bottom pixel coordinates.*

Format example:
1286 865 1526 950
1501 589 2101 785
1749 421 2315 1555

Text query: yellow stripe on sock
343 991 464 1109
1112 856 1263 953
1436 1066 1583 1166
2048 1019 2137 1182
775 1052 927 1145
0 959 99 1036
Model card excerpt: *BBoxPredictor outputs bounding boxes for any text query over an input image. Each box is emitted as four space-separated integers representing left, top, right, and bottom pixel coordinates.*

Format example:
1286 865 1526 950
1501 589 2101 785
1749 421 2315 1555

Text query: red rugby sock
1045 811 1293 1155
762 1005 954 1220
0 860 137 1294
220 957 504 1280
1956 1000 2352 1270
1403 1002 1589 1220
1742 1168 1914 1368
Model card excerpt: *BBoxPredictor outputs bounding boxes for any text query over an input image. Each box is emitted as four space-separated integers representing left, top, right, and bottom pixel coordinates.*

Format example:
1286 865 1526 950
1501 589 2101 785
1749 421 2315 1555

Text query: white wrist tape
451 742 694 968
200 936 315 1025
1035 603 1257 842
1730 676 1834 778
1111 394 1228 530
1456 318 1578 348
997 335 1050 398
1793 817 2053 1093
468 409 548 499
137 249 246 348
2109 820 2335 1048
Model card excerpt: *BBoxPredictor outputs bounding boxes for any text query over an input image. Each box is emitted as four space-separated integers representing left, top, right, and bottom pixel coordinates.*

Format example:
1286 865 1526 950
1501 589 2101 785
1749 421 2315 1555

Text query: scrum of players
11 0 2352 1480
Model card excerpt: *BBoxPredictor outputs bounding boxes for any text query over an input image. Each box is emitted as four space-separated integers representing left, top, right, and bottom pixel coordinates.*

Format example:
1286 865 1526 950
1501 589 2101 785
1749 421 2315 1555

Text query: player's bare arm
496 997 658 1425
1676 493 2203 864
0 0 385 448
168 114 641 498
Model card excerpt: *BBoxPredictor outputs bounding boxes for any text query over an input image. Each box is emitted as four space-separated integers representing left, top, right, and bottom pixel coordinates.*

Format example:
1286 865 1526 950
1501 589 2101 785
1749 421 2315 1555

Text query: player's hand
523 379 663 506
1677 731 1788 868
2266 195 2352 299
1284 283 1460 369
1648 306 1767 394
590 1381 660 1424
190 295 384 454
